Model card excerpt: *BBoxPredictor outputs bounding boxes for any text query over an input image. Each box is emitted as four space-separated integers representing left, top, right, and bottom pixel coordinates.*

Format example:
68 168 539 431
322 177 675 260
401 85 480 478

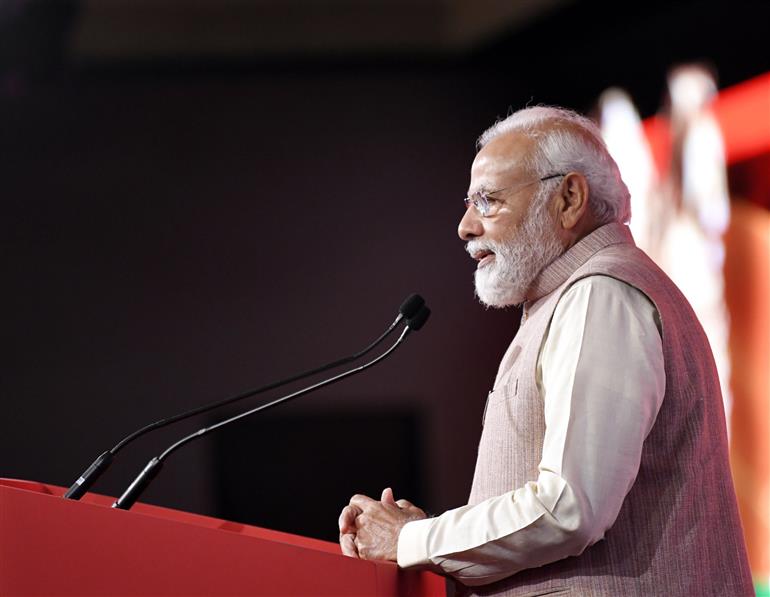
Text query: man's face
458 131 565 307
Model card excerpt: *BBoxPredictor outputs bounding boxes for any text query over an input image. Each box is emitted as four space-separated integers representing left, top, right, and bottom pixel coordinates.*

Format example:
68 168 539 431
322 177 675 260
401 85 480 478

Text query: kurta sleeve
396 276 665 586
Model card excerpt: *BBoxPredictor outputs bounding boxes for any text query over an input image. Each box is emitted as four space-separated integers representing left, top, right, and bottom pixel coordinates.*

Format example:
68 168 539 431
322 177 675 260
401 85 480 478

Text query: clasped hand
338 488 427 561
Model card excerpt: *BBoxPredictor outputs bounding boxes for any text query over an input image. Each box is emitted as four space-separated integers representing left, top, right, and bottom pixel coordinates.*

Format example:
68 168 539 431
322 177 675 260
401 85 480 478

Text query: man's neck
561 212 604 251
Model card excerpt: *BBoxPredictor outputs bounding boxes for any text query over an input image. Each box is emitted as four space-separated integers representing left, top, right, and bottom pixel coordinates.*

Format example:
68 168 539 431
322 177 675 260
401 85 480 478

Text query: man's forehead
469 132 533 190
471 152 524 177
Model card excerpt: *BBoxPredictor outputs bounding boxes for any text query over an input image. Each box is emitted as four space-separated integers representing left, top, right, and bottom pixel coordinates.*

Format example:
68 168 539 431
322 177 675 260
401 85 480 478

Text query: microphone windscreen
399 294 425 318
407 306 431 331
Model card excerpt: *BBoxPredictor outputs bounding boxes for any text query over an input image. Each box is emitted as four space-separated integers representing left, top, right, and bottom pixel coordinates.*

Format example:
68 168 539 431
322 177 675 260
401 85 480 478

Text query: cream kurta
397 276 665 582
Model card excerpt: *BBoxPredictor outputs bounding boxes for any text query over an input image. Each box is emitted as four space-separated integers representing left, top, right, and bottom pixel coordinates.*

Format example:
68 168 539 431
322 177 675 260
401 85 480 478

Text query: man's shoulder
584 240 656 271
574 242 676 296
556 274 660 326
567 273 639 292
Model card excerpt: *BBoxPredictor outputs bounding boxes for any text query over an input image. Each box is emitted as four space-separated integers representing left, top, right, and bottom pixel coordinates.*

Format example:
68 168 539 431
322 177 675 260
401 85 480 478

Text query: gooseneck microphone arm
112 306 430 510
64 294 425 500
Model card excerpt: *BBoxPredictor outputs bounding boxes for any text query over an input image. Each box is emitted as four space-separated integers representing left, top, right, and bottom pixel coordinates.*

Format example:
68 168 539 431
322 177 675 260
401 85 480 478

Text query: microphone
63 294 425 500
112 305 430 510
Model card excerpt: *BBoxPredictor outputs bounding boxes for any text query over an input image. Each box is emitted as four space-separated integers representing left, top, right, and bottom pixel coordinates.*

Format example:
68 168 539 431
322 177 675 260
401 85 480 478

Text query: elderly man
338 106 753 596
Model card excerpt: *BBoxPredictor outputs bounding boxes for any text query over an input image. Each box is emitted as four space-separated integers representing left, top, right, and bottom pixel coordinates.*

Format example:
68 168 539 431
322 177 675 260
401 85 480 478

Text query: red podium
0 479 446 596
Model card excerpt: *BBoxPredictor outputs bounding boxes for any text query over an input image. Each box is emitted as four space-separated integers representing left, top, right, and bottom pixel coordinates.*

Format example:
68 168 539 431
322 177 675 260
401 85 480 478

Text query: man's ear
555 172 590 231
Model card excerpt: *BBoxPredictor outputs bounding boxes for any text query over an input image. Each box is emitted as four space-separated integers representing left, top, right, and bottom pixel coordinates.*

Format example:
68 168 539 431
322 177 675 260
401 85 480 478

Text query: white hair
478 106 631 225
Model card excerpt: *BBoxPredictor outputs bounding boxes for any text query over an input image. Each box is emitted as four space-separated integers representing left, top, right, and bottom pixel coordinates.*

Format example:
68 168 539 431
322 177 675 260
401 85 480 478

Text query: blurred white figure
598 68 732 432
663 66 732 431
598 88 659 250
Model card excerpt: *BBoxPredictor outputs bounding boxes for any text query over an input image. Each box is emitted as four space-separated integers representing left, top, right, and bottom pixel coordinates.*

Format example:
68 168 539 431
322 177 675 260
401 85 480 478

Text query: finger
338 505 352 530
344 503 363 520
338 505 362 534
340 533 359 558
354 535 369 560
349 493 378 509
381 487 397 506
395 499 427 520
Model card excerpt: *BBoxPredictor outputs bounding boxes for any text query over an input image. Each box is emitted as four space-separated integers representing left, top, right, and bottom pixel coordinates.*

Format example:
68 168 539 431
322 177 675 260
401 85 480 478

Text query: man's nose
458 206 483 241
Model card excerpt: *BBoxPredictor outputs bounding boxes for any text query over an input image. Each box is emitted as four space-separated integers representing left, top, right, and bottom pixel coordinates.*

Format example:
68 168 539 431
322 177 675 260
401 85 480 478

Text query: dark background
2 0 769 542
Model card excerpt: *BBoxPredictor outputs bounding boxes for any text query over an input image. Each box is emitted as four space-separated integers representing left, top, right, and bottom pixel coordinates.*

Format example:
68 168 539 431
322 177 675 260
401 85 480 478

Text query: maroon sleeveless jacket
465 223 753 596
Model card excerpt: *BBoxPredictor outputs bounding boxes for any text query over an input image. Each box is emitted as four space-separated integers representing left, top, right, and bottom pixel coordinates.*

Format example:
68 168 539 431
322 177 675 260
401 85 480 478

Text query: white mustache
465 239 500 258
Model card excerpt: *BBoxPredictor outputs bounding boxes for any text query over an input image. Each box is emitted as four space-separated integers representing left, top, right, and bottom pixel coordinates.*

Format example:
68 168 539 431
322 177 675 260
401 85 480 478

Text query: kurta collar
524 222 634 305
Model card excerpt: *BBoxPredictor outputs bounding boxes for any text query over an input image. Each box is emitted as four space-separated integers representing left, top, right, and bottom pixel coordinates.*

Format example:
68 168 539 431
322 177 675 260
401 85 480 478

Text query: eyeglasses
463 173 566 217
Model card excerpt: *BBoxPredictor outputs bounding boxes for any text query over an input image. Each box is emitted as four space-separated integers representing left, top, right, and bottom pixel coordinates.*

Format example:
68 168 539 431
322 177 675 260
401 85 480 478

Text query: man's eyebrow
468 183 491 195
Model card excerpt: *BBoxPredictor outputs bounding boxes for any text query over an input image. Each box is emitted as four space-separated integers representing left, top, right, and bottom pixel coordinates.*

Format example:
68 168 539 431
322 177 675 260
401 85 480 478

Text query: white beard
467 195 565 308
